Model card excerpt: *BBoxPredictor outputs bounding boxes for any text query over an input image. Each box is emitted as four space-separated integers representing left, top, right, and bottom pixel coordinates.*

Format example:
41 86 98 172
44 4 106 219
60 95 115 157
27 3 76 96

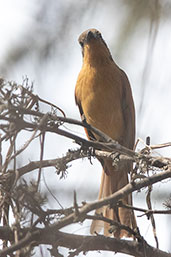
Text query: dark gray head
78 29 113 61
78 29 103 47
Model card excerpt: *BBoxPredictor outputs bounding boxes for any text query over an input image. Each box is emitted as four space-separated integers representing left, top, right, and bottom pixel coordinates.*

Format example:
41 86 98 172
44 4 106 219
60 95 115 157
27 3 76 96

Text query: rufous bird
75 28 136 238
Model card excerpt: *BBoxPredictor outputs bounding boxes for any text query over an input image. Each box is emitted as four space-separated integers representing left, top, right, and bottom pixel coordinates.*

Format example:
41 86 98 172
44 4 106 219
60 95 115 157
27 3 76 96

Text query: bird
75 28 136 238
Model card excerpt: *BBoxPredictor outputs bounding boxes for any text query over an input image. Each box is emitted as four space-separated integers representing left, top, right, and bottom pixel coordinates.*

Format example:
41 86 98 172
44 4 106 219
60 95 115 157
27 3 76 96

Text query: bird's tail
90 162 136 238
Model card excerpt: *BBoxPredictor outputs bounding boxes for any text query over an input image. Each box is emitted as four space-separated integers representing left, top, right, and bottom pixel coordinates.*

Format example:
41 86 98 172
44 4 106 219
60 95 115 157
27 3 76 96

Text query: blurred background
0 0 171 256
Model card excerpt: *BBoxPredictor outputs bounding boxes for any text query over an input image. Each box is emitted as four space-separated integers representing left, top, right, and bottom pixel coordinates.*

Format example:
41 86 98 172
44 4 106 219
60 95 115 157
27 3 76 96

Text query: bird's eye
96 31 102 38
80 41 84 47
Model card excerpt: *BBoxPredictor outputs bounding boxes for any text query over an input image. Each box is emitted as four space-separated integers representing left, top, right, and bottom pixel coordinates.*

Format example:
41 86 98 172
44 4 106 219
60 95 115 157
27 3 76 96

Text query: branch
1 153 171 235
34 166 171 233
1 144 170 191
0 228 170 257
117 202 171 217
0 149 85 187
1 168 171 256
1 111 170 172
38 230 171 257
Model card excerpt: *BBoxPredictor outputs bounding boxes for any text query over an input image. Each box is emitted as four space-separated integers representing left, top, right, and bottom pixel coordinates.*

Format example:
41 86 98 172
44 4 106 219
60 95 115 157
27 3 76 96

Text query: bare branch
0 228 170 257
117 202 171 217
33 167 171 233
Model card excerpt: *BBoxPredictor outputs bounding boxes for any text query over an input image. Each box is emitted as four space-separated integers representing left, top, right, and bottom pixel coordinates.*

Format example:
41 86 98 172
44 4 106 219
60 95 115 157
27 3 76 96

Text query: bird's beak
84 30 96 44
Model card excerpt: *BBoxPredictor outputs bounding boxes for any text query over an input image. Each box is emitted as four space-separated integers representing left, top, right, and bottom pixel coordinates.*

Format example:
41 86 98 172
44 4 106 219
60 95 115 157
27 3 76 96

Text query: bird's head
78 29 113 64
78 29 103 47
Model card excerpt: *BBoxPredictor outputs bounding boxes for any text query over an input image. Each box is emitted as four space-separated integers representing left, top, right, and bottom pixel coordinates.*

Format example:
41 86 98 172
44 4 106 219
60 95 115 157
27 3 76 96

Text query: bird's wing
120 69 135 149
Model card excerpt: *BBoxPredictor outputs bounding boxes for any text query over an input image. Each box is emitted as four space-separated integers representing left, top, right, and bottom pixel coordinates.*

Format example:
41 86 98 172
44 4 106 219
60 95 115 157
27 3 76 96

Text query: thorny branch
0 79 171 257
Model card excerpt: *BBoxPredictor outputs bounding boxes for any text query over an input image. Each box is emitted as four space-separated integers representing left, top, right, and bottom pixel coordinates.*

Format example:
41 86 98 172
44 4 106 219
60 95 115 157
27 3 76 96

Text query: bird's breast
76 64 125 140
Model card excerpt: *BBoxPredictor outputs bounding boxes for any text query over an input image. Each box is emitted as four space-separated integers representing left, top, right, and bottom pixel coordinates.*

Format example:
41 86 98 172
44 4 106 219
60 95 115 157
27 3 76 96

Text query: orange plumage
75 29 136 237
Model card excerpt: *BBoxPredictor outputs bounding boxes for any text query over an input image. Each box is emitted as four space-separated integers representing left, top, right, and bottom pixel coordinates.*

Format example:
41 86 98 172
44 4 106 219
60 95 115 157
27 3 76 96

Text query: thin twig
10 113 49 161
117 202 171 217
2 134 17 173
146 136 159 249
36 132 45 191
